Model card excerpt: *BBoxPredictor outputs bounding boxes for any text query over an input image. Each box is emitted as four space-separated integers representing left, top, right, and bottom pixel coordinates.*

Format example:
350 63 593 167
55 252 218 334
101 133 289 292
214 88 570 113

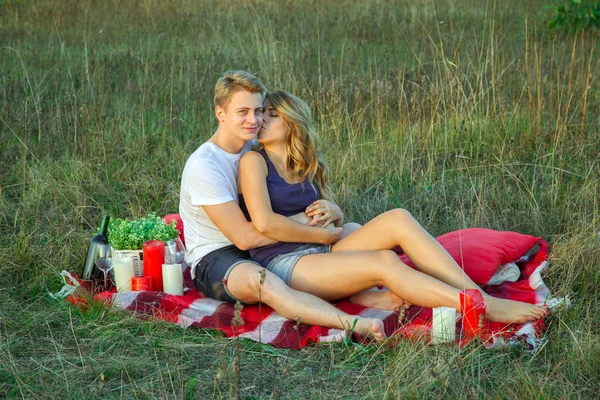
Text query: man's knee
227 263 288 304
226 262 266 303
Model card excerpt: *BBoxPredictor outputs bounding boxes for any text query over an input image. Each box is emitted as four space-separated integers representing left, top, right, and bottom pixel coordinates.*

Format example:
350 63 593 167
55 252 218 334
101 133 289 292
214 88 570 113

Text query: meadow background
1 0 599 398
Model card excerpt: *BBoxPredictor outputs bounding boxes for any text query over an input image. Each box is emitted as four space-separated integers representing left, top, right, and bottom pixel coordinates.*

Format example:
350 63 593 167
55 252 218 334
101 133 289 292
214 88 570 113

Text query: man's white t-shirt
179 140 254 279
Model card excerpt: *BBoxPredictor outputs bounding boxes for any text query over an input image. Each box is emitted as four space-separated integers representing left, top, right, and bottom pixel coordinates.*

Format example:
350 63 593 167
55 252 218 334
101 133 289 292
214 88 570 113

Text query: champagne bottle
82 215 110 280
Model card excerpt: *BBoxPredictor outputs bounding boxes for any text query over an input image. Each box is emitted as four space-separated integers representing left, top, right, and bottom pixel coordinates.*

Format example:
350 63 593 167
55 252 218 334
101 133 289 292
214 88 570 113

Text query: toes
371 320 386 341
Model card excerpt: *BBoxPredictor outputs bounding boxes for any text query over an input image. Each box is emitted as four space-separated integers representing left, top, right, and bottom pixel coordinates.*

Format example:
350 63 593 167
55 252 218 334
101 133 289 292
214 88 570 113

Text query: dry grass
1 0 599 398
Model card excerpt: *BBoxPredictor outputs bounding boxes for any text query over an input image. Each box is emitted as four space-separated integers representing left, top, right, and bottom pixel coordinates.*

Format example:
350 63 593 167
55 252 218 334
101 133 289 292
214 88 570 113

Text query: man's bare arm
203 201 276 251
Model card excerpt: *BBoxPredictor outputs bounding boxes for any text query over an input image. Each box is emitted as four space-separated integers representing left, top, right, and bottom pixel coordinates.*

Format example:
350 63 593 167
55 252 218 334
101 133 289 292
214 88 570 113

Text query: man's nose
247 113 258 125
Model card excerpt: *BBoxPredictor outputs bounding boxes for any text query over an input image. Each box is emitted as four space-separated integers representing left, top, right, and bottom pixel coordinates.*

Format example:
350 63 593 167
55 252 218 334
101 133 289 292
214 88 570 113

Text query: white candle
113 257 135 292
431 307 456 344
162 263 183 295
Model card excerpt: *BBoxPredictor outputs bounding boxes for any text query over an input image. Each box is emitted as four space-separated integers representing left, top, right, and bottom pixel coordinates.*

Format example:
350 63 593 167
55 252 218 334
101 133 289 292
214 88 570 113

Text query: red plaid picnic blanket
65 227 553 350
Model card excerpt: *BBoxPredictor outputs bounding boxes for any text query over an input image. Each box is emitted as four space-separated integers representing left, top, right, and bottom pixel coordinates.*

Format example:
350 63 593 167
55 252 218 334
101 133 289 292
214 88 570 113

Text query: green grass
1 0 599 398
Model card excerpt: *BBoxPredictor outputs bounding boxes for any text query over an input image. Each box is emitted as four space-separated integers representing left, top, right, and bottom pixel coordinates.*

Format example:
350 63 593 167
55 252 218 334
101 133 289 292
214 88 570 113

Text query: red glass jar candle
460 289 487 338
143 240 164 291
131 276 153 291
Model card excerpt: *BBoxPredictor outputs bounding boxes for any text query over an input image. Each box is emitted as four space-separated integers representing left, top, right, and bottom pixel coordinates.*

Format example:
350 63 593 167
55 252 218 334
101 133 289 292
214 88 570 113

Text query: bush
545 0 600 32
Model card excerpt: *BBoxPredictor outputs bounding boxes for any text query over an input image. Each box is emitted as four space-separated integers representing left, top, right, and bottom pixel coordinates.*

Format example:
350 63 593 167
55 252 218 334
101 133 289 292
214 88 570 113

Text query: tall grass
1 0 599 398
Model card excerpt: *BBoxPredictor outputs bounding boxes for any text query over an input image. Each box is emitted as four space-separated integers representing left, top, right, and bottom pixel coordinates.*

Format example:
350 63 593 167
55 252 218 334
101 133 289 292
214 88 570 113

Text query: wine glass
174 237 186 264
95 243 113 289
165 237 186 264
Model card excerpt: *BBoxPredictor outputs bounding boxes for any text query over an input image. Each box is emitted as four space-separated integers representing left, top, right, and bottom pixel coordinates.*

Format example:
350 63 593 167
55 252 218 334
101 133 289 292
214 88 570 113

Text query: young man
179 70 385 340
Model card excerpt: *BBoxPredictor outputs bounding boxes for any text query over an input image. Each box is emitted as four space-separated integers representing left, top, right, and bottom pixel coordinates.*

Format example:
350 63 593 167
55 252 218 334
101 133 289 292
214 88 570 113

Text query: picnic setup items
143 240 165 291
164 237 186 264
460 289 487 338
131 276 153 291
66 217 560 351
80 213 185 295
108 213 180 277
82 215 110 280
113 249 144 276
162 263 184 295
113 257 135 292
94 243 114 290
431 306 456 344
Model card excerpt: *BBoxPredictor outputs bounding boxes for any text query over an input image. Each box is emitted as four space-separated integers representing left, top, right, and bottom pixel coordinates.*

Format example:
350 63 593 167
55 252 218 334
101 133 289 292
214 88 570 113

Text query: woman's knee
386 208 413 222
372 250 403 271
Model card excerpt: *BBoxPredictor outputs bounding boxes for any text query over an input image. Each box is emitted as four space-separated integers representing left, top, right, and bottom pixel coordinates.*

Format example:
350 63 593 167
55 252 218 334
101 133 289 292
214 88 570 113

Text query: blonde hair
265 90 332 200
214 70 266 108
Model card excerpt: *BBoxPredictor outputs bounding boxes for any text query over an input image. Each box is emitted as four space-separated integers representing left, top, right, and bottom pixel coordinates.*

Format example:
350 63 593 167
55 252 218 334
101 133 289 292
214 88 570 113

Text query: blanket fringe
49 270 81 299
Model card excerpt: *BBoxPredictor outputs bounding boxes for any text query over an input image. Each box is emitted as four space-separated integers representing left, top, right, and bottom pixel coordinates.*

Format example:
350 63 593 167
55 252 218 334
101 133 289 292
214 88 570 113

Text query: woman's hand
305 200 343 228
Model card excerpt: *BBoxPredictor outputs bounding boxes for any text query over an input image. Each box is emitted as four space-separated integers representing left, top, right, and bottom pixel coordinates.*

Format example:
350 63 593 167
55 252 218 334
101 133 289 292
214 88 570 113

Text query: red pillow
399 228 541 285
163 214 185 246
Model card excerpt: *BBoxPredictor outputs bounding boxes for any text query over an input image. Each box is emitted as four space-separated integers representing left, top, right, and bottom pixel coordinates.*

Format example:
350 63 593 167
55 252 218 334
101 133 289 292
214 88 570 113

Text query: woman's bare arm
238 151 342 245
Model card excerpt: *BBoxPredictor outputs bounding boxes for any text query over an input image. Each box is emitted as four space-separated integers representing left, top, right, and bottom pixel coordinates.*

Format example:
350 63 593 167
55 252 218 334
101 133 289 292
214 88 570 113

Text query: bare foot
330 331 346 343
349 289 409 311
354 318 386 341
485 297 548 324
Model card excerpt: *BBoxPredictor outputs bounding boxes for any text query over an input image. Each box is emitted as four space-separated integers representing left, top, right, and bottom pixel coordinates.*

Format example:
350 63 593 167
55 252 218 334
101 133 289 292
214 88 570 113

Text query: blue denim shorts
266 244 331 285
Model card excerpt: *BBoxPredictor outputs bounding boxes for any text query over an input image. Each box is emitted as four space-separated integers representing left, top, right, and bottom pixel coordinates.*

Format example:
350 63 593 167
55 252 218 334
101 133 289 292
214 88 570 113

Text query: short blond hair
214 70 266 108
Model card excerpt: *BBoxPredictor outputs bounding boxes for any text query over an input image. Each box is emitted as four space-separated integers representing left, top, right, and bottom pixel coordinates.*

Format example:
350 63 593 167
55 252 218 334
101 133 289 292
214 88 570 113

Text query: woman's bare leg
348 287 409 311
341 222 406 310
290 251 547 324
333 209 480 290
331 209 548 319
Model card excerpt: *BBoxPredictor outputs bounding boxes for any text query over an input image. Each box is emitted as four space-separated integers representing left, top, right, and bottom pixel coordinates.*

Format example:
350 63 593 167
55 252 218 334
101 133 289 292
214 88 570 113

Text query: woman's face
258 100 287 145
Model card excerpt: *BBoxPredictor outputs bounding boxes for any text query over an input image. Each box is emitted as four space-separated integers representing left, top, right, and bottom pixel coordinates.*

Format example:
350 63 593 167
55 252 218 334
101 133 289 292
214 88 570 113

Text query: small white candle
431 307 456 344
113 257 135 292
162 263 183 295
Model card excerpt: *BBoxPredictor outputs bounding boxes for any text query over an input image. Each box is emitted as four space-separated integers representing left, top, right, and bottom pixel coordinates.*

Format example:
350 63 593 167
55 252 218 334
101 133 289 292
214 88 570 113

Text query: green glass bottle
82 215 110 280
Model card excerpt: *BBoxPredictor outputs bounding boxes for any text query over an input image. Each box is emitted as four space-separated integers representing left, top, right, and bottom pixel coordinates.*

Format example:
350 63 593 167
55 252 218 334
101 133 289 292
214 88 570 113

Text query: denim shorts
193 245 262 303
266 244 331 285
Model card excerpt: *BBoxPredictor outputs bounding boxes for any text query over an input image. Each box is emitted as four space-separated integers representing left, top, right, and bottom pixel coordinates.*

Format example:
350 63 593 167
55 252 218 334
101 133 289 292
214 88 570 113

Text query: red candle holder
143 240 165 291
131 276 153 291
460 289 487 338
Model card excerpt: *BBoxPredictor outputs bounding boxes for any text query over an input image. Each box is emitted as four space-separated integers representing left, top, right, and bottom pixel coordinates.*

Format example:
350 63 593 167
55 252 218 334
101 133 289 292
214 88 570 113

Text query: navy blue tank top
239 149 320 266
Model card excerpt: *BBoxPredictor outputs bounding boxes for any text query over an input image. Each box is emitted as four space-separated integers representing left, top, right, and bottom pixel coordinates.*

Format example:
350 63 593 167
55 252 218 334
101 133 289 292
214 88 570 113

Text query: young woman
238 90 547 324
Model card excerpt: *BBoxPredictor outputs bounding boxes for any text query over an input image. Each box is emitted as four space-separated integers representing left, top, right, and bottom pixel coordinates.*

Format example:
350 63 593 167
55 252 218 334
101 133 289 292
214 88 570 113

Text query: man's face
217 90 264 143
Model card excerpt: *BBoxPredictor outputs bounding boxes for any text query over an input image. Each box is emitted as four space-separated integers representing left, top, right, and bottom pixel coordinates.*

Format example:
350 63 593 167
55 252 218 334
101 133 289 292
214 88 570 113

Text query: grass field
1 0 599 398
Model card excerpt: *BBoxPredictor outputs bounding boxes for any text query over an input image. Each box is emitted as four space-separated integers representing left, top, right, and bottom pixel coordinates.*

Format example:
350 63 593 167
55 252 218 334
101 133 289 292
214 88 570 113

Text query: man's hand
321 224 343 245
288 212 313 225
305 200 343 228
287 212 340 243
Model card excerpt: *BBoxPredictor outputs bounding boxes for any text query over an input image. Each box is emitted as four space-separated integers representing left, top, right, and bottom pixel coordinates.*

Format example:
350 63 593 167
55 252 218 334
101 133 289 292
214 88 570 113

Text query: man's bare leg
225 262 386 341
